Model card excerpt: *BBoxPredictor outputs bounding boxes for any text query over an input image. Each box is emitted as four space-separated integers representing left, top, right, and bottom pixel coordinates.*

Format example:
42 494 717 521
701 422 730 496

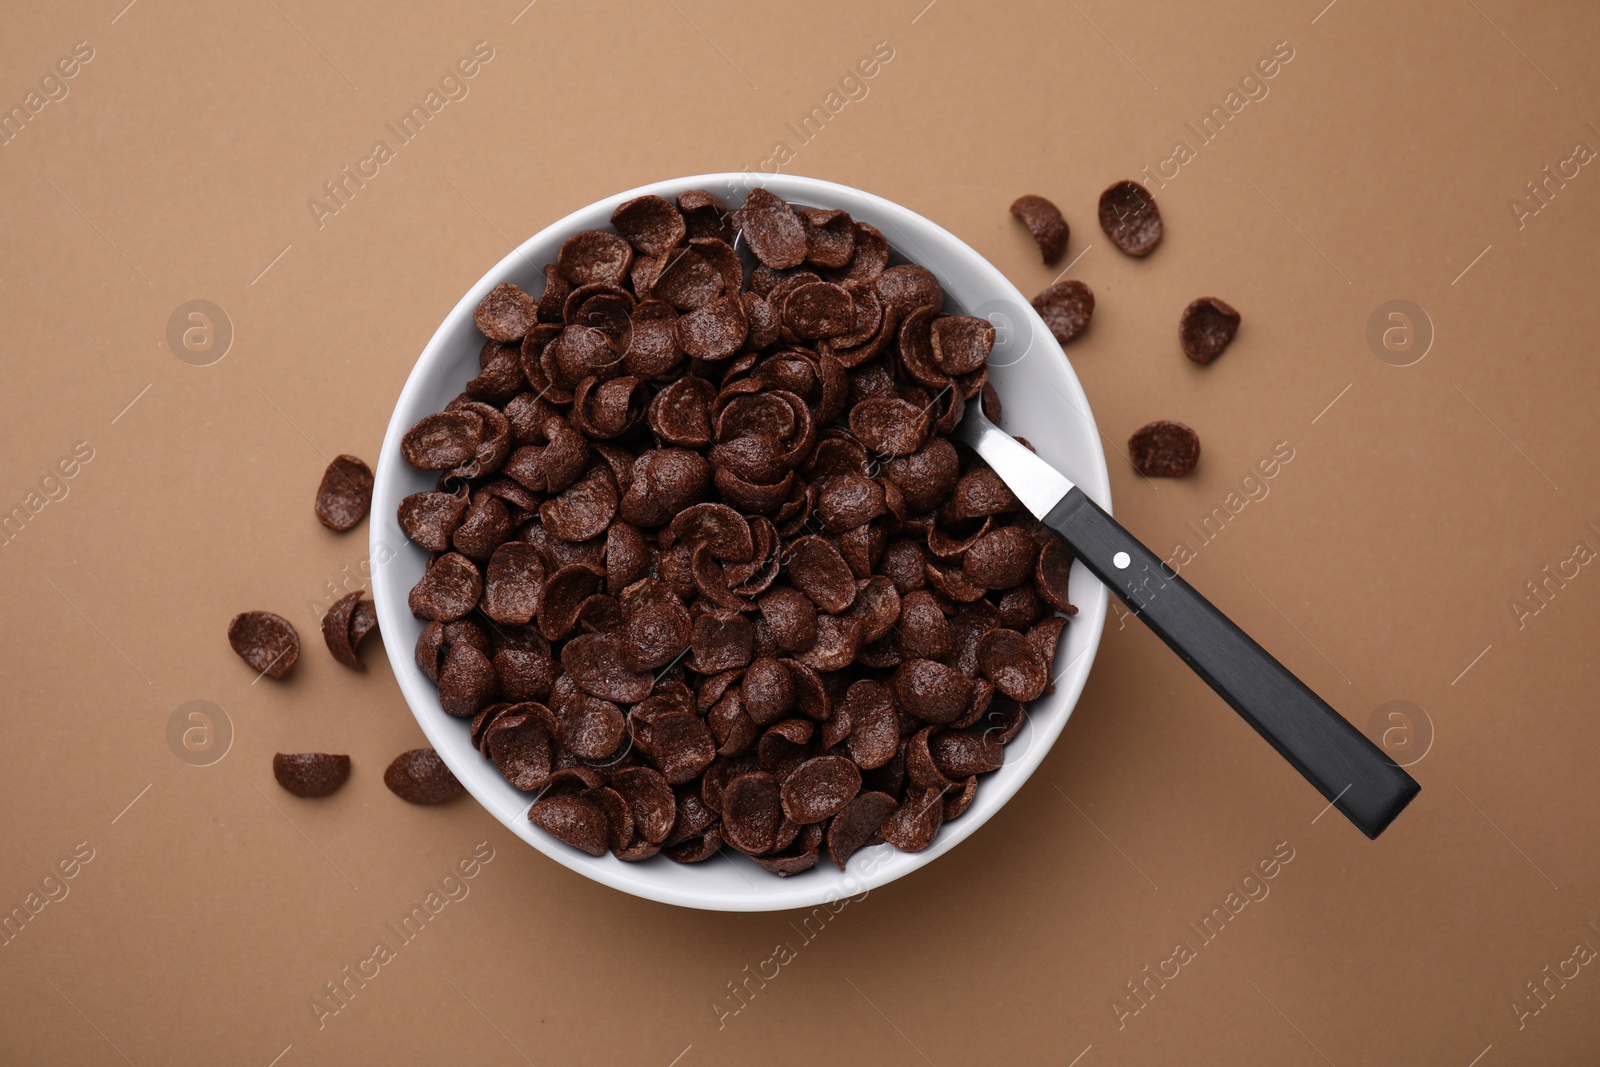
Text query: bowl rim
371 172 1111 911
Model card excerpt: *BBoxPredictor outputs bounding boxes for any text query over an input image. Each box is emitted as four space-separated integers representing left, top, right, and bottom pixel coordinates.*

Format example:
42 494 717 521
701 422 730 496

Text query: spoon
956 405 1419 838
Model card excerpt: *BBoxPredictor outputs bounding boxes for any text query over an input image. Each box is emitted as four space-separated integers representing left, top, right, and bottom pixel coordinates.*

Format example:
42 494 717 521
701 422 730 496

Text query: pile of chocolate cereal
389 187 1077 874
232 179 1244 879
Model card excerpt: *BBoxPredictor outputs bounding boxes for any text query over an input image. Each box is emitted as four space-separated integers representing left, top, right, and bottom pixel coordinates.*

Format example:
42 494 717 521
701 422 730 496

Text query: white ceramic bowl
372 174 1110 911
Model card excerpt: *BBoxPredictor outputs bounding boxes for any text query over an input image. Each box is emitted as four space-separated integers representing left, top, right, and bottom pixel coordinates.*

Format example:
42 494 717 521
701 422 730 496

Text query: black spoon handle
1044 487 1419 838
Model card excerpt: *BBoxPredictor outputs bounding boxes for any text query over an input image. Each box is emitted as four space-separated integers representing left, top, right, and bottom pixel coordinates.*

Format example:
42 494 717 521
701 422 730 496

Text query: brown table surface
5 1 1599 1063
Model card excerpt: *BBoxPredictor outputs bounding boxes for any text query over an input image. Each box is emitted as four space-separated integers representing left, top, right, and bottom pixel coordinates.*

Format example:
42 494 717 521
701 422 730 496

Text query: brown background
3 0 1598 1063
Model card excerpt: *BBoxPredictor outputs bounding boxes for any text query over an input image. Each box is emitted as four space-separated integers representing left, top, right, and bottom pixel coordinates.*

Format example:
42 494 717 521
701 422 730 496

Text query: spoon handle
1045 487 1420 838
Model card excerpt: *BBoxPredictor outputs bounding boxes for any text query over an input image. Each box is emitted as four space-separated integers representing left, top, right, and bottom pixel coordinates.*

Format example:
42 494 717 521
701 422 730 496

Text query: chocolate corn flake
402 410 483 470
321 591 367 670
783 536 856 614
408 552 482 622
721 771 784 854
677 293 748 360
384 748 464 805
447 401 511 481
314 454 374 532
930 316 995 377
535 265 570 323
875 264 942 317
560 693 627 760
1031 279 1095 346
1028 615 1069 689
1099 180 1163 257
666 786 718 846
758 586 818 652
228 611 300 679
733 188 806 270
826 790 898 868
830 288 884 352
612 195 687 258
979 697 1026 745
892 658 975 724
995 584 1045 630
842 679 898 770
273 753 351 798
689 610 755 673
879 787 945 852
847 576 900 644
486 711 553 790
452 494 510 562
482 542 546 625
976 628 1048 702
948 467 1020 521
653 248 722 310
1128 420 1200 477
678 189 734 242
883 438 959 514
669 502 751 560
700 756 755 814
540 417 591 493
709 692 758 758
1009 194 1069 264
794 612 863 672
962 525 1037 590
756 718 813 780
784 282 854 340
557 230 634 287
647 712 717 785
439 641 497 718
800 208 856 270
817 474 885 532
665 828 725 863
782 755 862 824
474 281 541 342
622 599 692 671
399 491 468 552
495 639 556 702
1179 297 1241 365
897 589 953 661
931 729 1005 778
529 793 609 855
850 396 930 458
535 562 603 640
561 632 653 704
